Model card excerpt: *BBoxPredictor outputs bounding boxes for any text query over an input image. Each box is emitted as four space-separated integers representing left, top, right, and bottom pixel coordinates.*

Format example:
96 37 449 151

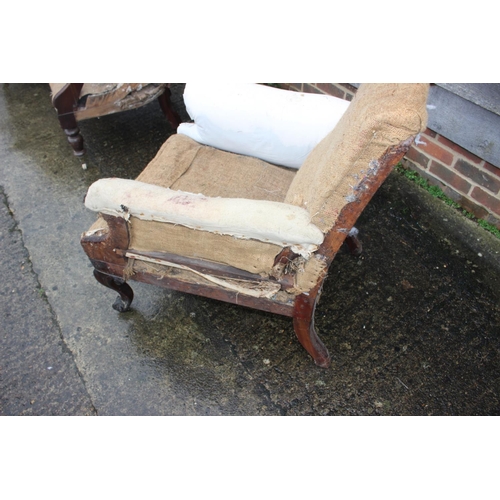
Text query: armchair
50 83 180 156
81 83 429 368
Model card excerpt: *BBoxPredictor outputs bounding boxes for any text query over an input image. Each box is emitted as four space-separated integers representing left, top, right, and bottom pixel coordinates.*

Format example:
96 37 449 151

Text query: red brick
485 214 500 230
455 159 500 194
411 164 445 188
405 146 430 168
471 187 500 216
416 136 454 165
441 187 490 219
429 160 472 194
302 83 322 94
339 83 358 94
316 83 345 99
437 135 482 164
483 161 500 178
424 128 437 138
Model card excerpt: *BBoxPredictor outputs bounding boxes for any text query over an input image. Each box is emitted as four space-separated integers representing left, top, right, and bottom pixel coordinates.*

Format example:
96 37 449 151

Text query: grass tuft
395 164 500 240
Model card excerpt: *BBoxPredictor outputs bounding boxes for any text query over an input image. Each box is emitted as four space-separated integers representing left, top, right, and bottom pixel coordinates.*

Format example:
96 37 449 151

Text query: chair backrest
285 83 429 233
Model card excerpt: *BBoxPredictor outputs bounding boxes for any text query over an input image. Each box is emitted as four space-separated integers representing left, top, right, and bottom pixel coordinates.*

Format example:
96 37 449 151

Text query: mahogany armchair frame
81 136 414 368
51 83 181 156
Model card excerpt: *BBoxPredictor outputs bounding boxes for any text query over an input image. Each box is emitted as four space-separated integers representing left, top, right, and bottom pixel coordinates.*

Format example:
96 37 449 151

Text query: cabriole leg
293 293 331 368
93 269 134 312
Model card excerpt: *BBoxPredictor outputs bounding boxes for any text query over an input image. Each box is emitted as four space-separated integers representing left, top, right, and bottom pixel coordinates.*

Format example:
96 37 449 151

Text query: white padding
85 178 324 255
178 83 350 169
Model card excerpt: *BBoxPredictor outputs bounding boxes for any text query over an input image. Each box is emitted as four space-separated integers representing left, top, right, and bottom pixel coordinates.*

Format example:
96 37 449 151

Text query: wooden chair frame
51 83 181 156
81 136 414 368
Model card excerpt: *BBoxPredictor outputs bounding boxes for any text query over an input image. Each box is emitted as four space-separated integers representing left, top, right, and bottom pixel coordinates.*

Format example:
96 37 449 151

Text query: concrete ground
1 83 499 416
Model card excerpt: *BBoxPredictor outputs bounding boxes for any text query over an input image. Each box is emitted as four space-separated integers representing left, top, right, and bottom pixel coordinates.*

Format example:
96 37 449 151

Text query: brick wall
283 83 500 230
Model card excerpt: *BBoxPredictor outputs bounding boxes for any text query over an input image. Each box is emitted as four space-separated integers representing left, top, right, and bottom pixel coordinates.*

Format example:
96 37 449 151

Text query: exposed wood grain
80 213 129 265
290 137 414 367
90 260 295 317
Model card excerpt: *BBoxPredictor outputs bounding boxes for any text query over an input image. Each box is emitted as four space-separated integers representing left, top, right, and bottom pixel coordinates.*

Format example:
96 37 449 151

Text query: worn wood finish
51 83 180 156
90 259 295 317
93 269 134 312
291 136 415 367
293 290 331 368
80 213 129 265
117 248 266 282
81 137 415 368
52 83 85 156
115 248 296 291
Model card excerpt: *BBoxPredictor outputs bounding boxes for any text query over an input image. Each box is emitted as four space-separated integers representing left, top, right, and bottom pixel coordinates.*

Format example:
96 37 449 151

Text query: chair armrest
85 178 324 257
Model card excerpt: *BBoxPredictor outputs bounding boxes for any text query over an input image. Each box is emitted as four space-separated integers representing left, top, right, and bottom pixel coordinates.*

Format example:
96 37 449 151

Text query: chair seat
83 133 300 277
123 134 299 275
136 133 297 201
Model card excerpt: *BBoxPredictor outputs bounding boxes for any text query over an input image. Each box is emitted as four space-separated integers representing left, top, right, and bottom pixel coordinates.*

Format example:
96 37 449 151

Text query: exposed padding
293 255 328 294
136 134 296 202
178 83 350 169
285 83 430 232
125 253 282 299
85 178 324 256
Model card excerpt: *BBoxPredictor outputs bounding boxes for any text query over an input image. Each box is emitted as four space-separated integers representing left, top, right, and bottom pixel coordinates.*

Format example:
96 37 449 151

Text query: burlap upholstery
129 219 283 275
87 83 429 291
137 134 296 201
87 213 282 276
285 83 429 232
130 134 297 274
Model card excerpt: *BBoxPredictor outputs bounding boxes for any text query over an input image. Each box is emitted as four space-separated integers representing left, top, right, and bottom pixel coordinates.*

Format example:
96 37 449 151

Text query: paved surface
1 83 500 415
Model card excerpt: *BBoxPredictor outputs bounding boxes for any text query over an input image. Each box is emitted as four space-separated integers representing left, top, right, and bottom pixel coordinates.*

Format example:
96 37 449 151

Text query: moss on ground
395 164 500 240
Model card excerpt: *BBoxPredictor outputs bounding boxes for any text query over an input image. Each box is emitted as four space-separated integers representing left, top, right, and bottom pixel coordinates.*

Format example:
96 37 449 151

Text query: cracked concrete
1 83 500 415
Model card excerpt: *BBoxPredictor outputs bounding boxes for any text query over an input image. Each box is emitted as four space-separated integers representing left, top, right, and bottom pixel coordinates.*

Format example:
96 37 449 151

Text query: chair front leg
93 269 134 312
293 292 331 368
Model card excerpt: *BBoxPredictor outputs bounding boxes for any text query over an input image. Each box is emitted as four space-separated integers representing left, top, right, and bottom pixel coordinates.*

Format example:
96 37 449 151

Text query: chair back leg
158 86 181 130
52 83 85 156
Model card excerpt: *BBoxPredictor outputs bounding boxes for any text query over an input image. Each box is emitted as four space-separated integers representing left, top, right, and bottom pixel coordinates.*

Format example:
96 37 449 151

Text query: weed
394 164 500 240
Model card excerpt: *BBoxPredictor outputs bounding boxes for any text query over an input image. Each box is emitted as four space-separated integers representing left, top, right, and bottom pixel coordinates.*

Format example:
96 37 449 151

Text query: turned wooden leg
93 269 134 312
158 86 181 130
51 83 86 156
293 293 331 368
345 227 363 256
62 125 85 156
